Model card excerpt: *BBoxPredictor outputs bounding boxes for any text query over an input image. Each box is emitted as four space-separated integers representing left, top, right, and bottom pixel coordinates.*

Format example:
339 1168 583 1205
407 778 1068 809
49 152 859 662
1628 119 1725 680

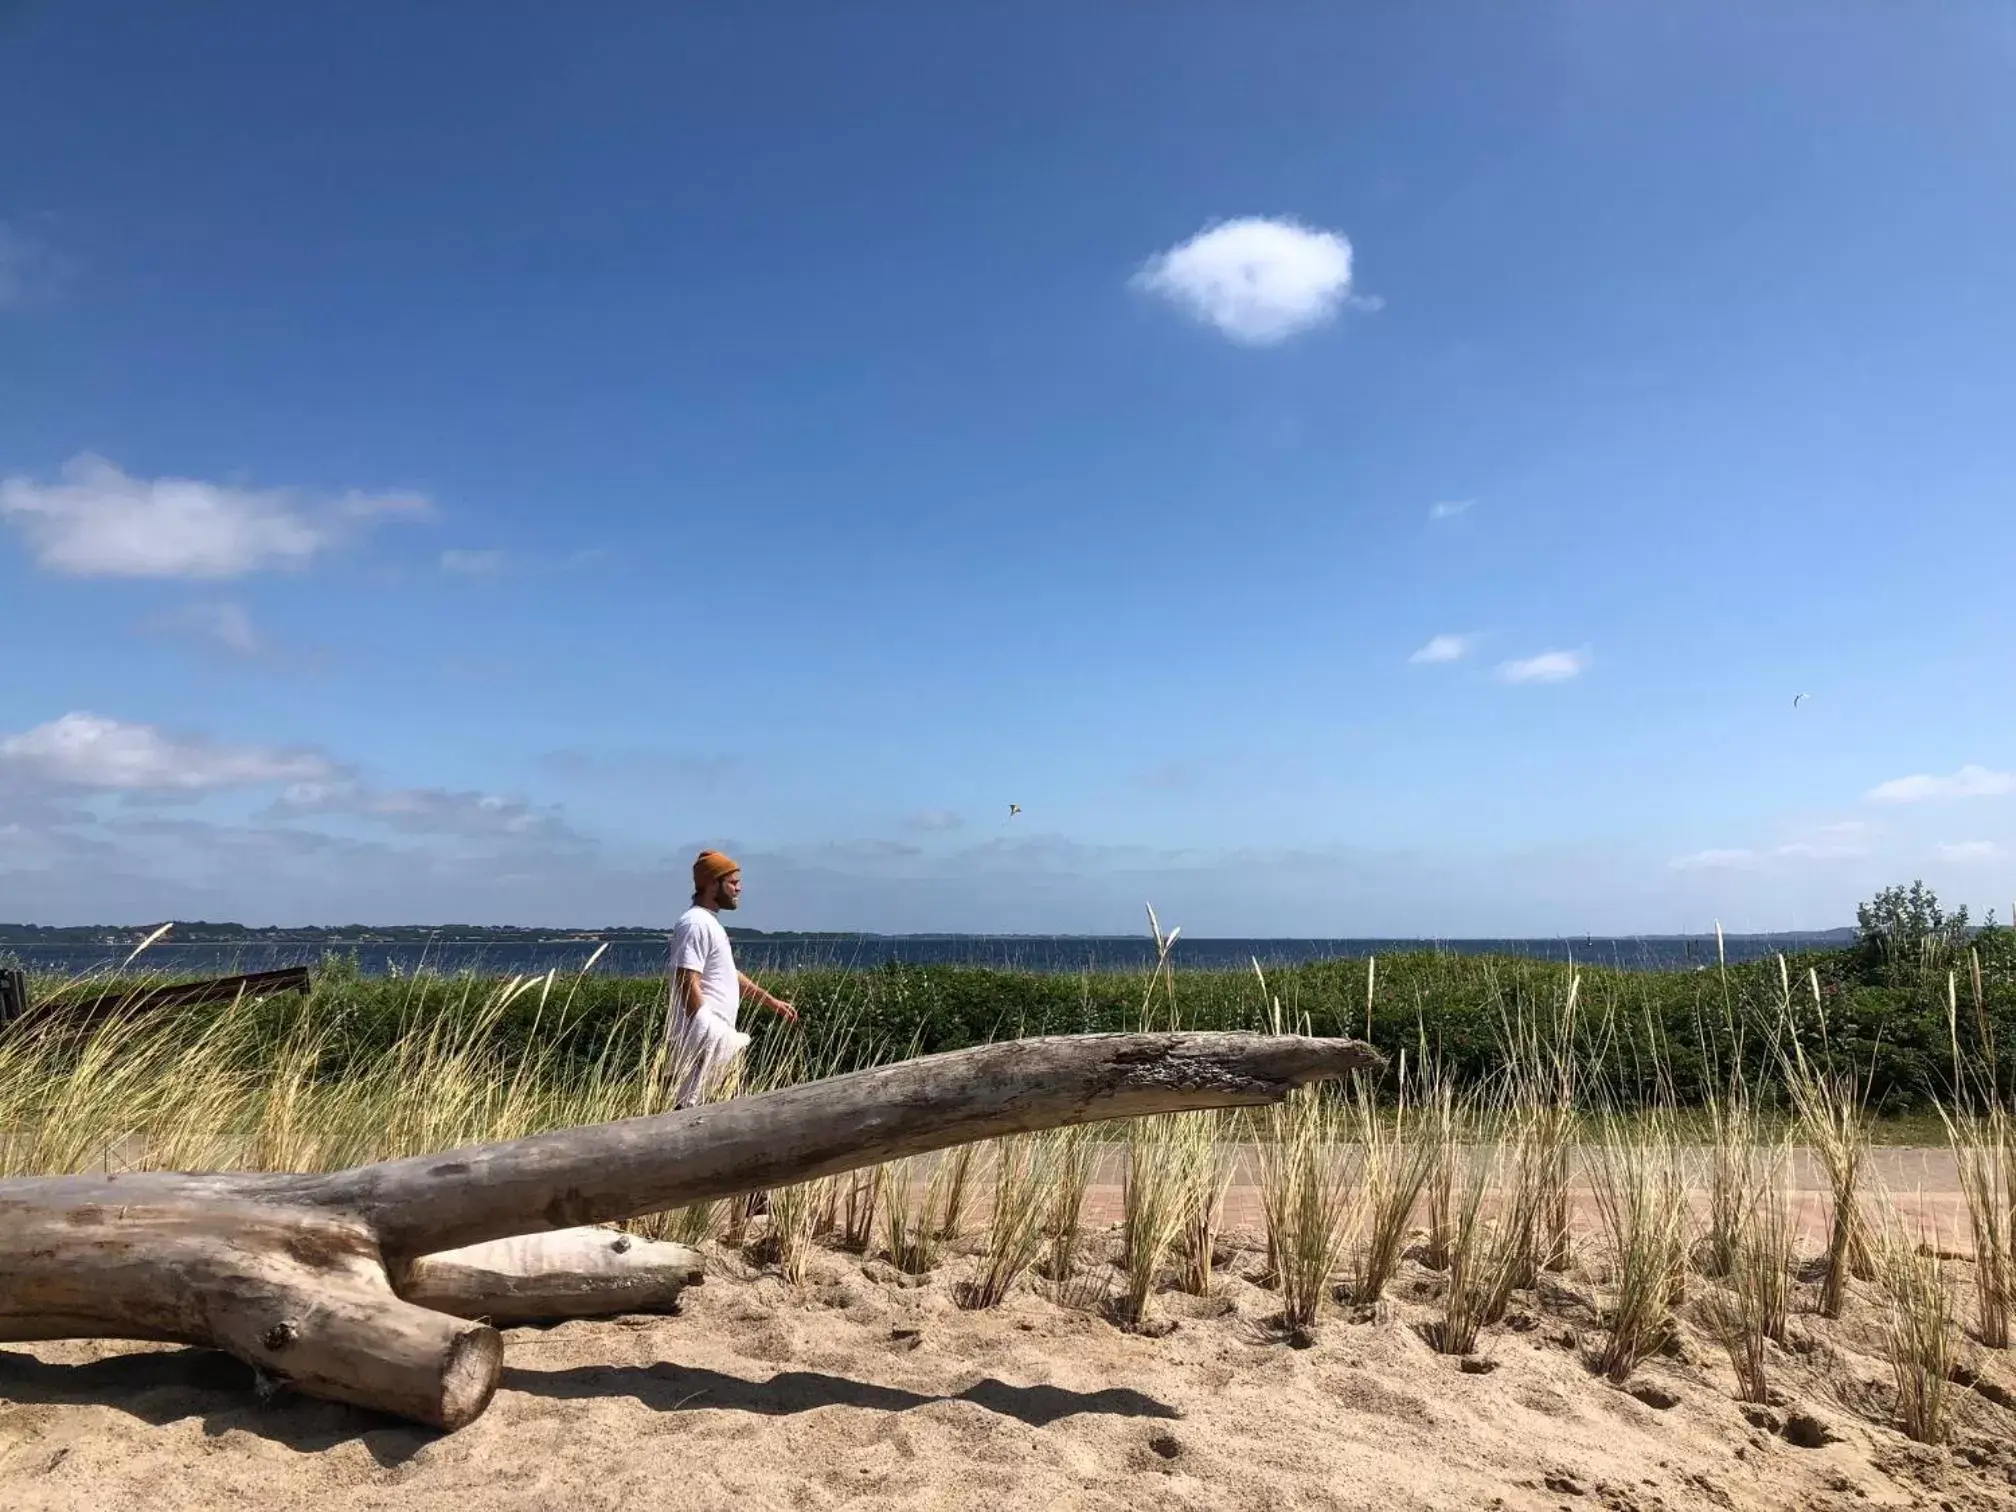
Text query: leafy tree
1855 880 1970 975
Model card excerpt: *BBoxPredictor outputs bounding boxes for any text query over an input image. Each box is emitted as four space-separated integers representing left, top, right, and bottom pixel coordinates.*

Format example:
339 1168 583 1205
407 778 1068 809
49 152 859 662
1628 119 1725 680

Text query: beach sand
5 1195 2015 1512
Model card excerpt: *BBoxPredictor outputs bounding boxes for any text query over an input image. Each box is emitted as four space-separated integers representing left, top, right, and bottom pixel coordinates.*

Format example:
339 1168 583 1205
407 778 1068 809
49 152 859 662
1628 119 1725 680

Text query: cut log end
438 1326 504 1431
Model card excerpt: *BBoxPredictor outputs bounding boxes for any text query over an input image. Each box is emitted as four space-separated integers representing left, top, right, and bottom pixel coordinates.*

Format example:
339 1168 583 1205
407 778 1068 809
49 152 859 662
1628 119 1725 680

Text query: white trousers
671 1009 751 1108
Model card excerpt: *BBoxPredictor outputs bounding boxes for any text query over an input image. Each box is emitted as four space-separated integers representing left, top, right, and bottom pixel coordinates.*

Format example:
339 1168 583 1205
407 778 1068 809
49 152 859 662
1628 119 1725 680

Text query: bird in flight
1007 803 1022 820
1793 692 1810 708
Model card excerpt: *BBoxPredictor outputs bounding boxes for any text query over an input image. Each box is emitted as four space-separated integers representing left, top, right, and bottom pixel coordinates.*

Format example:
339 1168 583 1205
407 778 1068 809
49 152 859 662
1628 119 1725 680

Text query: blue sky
2 3 2013 935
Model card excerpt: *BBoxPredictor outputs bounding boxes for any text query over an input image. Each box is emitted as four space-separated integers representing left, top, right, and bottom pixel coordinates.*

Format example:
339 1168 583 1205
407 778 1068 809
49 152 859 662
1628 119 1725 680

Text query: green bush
26 937 2014 1112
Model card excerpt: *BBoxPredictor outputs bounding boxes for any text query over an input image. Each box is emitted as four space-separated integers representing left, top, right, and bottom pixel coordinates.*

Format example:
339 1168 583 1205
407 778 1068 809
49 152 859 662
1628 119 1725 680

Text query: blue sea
0 931 1849 980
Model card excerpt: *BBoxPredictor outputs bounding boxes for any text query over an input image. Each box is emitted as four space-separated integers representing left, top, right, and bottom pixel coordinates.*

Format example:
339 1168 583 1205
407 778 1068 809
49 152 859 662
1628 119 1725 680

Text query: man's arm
739 971 798 1023
676 967 704 1020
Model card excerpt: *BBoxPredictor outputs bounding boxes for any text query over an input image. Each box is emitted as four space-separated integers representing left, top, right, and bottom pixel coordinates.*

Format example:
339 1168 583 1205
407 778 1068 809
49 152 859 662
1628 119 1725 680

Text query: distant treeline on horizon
0 920 1861 947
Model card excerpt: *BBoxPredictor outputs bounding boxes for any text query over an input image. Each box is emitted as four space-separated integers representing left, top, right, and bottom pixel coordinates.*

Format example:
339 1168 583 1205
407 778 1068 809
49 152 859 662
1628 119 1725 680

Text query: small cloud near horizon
1937 840 2003 862
902 808 965 833
1497 649 1590 685
1428 500 1473 521
1131 217 1364 346
1865 765 2016 803
1675 820 1877 870
1409 633 1477 665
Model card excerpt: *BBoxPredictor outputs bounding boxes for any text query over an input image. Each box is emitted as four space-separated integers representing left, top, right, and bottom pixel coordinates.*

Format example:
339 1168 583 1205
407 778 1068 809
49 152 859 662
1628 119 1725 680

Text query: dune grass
963 1134 1058 1309
1943 957 2015 1347
1253 1085 1357 1338
1876 1210 1960 1443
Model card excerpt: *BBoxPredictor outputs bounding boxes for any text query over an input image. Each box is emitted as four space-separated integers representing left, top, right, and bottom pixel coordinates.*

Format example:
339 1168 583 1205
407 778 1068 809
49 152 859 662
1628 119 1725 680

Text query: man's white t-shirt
669 905 740 1029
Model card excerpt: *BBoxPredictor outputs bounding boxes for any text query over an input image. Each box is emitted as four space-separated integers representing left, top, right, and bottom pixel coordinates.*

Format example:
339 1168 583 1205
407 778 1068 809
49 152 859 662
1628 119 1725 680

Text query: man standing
669 849 797 1109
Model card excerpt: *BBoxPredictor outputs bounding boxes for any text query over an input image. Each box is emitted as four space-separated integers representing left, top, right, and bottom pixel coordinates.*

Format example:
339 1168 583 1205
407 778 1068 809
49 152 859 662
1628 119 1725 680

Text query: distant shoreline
0 924 1863 977
0 922 1860 947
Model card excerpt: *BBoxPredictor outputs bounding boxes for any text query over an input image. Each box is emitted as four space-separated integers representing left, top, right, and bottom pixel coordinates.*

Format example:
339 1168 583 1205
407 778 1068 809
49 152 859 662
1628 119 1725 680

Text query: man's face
712 871 742 910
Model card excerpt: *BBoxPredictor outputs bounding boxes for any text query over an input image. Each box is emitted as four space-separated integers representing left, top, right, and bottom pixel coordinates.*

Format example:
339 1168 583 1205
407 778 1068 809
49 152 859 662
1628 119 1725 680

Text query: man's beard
715 892 739 911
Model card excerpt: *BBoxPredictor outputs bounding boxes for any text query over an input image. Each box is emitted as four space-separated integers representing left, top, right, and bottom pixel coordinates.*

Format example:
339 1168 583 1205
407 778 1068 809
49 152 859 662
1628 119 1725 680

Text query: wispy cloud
0 712 336 793
1865 765 2016 803
1497 649 1590 685
1409 633 1477 665
1674 820 1877 871
902 808 965 833
146 600 263 658
1669 848 1756 872
271 780 583 845
1773 820 1876 860
441 548 505 575
1937 840 2003 862
0 455 427 579
1428 500 1473 521
1131 217 1364 346
0 222 63 309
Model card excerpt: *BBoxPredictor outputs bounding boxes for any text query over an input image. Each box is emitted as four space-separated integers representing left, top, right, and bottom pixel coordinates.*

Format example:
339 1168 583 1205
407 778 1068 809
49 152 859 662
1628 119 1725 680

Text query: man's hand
770 996 799 1024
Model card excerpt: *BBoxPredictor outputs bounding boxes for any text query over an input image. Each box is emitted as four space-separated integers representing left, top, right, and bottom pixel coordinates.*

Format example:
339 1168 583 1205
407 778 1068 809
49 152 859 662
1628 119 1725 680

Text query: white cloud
903 808 965 833
0 712 335 792
441 548 505 574
1429 500 1473 521
1409 633 1477 665
1669 848 1756 871
148 600 262 658
1937 840 2003 862
1131 217 1361 345
0 454 427 579
1865 765 2016 803
1497 649 1590 685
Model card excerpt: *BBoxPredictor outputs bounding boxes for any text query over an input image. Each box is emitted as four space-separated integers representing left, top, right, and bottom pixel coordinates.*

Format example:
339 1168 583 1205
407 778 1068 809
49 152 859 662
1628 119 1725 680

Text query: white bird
1793 692 1810 708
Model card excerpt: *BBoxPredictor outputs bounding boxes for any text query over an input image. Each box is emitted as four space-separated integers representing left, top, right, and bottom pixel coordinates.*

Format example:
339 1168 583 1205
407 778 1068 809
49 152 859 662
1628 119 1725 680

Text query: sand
5 1195 2016 1512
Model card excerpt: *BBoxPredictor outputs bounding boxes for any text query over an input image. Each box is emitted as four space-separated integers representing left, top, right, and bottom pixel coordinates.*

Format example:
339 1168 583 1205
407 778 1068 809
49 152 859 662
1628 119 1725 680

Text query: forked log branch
0 1032 1380 1429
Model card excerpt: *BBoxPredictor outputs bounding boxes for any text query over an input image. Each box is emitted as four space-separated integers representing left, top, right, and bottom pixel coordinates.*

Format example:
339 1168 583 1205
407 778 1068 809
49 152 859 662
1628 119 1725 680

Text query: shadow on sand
500 1360 1179 1427
1 1345 1178 1460
0 1346 439 1467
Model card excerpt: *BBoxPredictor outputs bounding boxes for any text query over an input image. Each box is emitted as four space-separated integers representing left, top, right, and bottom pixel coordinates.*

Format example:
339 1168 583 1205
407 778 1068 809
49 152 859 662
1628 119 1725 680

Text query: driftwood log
0 1031 1379 1430
401 1228 706 1325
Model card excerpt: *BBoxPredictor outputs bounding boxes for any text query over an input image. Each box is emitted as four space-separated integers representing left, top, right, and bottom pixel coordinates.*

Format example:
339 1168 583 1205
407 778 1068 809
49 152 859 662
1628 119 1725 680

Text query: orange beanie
693 849 741 892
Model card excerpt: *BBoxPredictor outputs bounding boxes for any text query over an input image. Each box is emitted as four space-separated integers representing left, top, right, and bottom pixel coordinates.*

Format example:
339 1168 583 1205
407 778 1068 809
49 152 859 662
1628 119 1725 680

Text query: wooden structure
0 967 27 1029
24 965 314 1031
0 1032 1379 1430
